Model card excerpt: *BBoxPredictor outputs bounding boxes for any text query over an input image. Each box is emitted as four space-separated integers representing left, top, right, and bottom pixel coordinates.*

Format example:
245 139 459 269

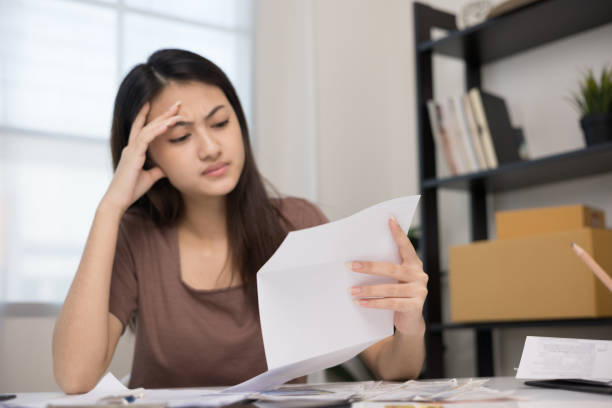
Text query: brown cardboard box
496 205 606 239
449 228 612 322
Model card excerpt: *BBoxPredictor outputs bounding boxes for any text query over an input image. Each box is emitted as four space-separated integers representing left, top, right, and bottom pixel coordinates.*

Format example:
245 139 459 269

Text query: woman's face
147 81 245 199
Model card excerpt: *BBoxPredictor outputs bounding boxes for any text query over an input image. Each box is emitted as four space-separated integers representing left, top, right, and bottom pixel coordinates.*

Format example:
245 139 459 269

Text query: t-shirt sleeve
282 197 330 230
109 217 139 332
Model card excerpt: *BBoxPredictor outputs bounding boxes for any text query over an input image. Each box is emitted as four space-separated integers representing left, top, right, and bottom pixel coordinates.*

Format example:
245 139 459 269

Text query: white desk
7 377 612 407
430 377 610 407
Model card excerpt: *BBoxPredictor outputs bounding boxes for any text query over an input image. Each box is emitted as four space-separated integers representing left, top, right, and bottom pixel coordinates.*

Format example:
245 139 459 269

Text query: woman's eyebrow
169 120 193 129
205 104 225 119
168 105 226 129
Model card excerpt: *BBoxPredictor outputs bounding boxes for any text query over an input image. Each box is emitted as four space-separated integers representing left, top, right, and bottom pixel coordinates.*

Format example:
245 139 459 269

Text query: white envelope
226 195 420 392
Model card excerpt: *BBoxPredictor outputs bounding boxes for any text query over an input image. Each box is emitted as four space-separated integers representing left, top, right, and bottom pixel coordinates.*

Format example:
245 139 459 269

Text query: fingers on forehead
137 102 150 121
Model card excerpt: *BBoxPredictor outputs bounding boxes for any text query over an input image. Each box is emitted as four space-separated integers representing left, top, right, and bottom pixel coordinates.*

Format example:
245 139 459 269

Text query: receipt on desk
516 336 612 381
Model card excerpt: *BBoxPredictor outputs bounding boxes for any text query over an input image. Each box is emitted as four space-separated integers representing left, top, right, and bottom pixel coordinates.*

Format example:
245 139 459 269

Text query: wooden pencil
571 242 612 293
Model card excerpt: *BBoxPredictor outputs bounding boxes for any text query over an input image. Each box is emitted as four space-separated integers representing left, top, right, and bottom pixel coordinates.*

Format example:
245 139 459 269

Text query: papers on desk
253 378 515 403
516 336 612 381
30 373 249 408
7 374 515 408
226 195 420 392
38 373 131 408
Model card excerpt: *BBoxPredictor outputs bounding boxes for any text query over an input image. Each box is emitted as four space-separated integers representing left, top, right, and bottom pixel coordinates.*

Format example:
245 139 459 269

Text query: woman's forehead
147 81 227 121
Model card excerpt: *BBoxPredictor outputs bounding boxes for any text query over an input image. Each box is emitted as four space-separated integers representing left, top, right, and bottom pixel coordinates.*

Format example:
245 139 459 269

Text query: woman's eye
170 134 190 143
212 119 229 129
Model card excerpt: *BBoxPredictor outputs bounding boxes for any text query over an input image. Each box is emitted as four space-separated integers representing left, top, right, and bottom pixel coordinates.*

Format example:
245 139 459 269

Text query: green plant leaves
570 66 612 116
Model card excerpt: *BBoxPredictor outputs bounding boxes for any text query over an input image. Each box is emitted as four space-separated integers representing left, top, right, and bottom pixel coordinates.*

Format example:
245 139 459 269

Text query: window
0 0 253 302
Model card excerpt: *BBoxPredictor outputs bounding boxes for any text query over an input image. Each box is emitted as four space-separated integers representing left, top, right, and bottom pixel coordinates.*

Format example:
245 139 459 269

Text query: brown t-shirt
109 197 329 389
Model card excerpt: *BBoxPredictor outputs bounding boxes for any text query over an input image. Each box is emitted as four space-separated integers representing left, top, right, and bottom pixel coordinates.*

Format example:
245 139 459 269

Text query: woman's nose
195 128 221 161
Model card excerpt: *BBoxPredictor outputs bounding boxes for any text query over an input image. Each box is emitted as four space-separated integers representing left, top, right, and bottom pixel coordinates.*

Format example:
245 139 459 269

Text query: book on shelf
427 97 469 176
427 100 459 176
467 89 499 168
438 99 467 174
442 97 474 174
468 88 524 166
453 94 487 171
426 89 524 177
461 94 490 170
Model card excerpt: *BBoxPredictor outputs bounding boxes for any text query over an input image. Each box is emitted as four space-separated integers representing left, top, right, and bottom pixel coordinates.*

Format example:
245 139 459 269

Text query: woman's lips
203 163 228 177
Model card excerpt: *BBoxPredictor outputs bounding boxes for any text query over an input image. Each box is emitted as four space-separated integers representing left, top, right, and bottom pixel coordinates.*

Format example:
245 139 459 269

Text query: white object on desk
227 195 420 392
8 374 248 408
254 378 514 402
516 336 612 381
42 373 129 407
9 373 128 408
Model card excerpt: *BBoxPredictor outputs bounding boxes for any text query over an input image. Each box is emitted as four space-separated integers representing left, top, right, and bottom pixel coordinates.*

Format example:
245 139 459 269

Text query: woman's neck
179 194 228 243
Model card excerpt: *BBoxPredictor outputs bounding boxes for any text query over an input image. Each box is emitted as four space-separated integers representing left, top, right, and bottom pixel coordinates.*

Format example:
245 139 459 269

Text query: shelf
417 0 612 64
414 0 612 379
422 141 612 192
428 317 612 331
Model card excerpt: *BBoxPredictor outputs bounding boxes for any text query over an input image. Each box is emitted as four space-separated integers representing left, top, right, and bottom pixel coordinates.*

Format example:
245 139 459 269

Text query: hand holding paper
348 215 428 334
225 195 421 392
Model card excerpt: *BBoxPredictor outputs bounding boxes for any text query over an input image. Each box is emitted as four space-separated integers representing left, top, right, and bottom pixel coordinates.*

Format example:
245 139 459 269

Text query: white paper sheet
15 374 249 408
41 373 128 407
139 388 248 408
226 195 420 392
516 336 612 381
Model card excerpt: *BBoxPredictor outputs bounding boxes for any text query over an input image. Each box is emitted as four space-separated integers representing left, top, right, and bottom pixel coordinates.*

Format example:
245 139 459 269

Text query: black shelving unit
414 0 612 379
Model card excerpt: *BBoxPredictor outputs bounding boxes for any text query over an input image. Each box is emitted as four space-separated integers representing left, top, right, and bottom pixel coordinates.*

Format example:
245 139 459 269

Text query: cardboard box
496 205 606 239
449 228 612 322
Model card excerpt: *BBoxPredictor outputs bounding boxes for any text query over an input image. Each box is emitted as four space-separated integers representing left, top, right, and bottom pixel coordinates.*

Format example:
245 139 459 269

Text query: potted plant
570 66 612 146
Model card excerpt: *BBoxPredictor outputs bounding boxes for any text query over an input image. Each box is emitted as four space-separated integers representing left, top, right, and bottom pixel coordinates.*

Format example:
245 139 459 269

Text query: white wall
254 0 419 221
311 0 418 220
253 0 318 202
0 310 134 392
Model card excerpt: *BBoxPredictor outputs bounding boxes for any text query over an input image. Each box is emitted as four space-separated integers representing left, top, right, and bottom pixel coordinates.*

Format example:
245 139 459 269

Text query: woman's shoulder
271 196 329 230
118 206 160 239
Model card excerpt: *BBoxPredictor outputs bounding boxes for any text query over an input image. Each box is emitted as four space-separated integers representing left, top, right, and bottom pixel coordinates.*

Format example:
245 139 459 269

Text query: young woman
52 49 428 393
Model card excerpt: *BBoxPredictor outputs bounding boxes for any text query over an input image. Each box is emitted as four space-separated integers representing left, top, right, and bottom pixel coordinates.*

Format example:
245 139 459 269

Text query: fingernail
174 100 182 107
354 299 368 306
350 287 361 296
389 214 398 225
351 261 363 270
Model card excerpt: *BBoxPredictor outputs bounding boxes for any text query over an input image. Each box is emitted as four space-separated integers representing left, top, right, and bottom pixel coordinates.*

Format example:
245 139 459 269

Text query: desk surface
454 377 610 406
8 377 612 407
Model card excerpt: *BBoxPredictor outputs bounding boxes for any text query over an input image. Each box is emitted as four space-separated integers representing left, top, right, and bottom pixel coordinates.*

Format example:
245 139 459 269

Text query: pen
571 242 612 292
96 388 145 405
0 394 16 402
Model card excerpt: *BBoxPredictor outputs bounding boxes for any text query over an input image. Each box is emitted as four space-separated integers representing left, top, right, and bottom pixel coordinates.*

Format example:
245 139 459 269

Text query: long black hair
110 48 291 284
